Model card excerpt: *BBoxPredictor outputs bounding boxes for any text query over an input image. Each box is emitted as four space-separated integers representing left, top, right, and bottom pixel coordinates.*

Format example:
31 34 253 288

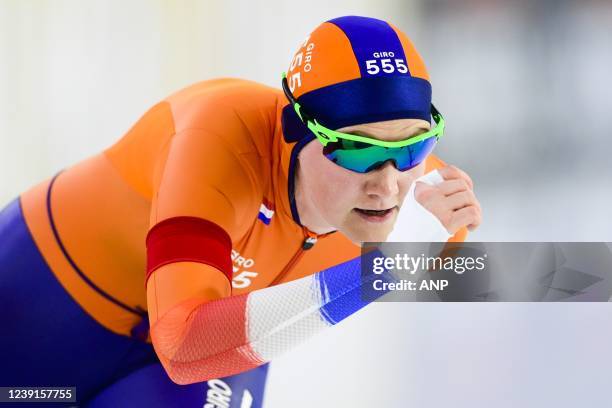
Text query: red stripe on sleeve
152 294 263 383
145 216 233 286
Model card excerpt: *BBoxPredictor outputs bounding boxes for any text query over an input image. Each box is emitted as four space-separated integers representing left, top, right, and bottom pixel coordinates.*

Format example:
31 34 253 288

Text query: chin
340 225 391 245
337 212 397 244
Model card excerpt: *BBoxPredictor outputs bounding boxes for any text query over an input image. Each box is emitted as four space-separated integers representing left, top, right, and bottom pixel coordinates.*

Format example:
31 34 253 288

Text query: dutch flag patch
257 200 275 225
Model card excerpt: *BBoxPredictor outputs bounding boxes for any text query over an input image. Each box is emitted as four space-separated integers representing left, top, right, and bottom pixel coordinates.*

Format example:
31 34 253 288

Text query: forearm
150 255 394 385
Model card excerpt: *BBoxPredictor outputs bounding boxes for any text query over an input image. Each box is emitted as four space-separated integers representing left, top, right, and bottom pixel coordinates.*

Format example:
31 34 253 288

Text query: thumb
414 180 435 193
413 180 437 204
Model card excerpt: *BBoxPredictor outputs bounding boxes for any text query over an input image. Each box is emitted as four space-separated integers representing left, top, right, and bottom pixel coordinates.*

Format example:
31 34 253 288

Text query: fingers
415 182 478 214
445 190 478 211
448 205 482 233
438 165 474 190
415 165 482 234
437 179 471 196
414 181 440 203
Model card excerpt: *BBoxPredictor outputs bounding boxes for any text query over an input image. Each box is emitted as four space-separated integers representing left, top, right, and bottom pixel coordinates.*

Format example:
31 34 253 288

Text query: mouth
353 206 397 223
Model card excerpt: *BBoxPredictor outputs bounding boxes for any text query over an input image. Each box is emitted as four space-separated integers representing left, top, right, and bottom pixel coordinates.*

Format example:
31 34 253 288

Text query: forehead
336 118 431 142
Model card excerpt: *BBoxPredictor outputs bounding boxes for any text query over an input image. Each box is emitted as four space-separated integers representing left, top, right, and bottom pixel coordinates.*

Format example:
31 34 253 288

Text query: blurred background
1 0 612 407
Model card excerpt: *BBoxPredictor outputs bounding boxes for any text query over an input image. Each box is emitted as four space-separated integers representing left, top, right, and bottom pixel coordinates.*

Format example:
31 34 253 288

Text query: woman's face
295 118 431 244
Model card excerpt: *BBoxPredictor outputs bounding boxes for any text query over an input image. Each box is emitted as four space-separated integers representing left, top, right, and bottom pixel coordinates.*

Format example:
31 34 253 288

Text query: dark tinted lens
394 136 438 171
322 136 438 173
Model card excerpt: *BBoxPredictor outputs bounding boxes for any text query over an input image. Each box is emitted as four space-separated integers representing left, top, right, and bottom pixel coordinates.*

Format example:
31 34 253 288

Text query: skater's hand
414 165 482 234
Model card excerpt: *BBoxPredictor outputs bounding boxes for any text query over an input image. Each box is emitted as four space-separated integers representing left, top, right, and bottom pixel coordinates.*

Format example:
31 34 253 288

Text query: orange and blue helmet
281 15 433 144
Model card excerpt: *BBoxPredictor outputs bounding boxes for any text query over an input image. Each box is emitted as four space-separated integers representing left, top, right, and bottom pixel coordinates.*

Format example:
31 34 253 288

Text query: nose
363 161 400 199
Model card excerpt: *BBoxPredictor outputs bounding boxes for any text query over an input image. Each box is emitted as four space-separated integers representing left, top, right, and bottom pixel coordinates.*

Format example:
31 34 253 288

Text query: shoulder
163 78 285 163
164 78 282 144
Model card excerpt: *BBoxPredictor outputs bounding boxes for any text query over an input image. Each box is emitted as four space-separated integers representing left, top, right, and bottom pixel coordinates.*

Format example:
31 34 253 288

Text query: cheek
301 142 362 210
319 171 361 211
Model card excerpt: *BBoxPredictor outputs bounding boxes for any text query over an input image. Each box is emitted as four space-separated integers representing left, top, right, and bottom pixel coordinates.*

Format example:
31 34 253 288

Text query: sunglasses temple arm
431 103 441 121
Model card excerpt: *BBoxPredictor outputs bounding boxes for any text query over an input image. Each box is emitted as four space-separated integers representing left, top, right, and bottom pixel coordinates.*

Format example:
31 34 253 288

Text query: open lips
353 206 397 222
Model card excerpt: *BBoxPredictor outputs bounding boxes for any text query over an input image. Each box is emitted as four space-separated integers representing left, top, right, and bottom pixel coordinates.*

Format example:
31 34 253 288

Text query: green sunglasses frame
281 72 445 148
